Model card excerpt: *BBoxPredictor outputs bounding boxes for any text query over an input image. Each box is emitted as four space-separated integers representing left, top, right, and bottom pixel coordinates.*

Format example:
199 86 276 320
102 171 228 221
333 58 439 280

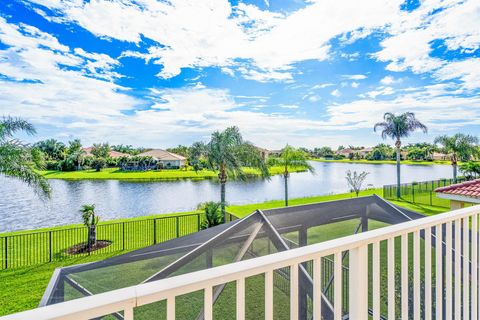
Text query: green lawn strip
38 166 305 181
310 159 451 166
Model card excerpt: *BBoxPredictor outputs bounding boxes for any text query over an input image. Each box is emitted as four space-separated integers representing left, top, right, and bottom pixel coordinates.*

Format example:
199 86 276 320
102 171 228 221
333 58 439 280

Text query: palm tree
0 116 51 198
80 204 100 251
197 201 223 229
434 134 479 182
374 112 427 198
268 145 314 206
190 127 269 222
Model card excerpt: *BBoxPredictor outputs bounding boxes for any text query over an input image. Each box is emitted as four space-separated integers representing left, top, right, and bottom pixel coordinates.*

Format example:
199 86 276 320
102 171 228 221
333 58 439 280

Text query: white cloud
330 89 341 97
374 0 480 88
279 104 299 109
342 74 367 80
379 76 400 85
351 82 360 88
311 83 334 90
28 0 403 81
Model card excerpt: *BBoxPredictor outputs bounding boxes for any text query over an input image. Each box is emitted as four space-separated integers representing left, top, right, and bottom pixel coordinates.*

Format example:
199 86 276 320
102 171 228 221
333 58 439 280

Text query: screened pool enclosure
40 195 426 319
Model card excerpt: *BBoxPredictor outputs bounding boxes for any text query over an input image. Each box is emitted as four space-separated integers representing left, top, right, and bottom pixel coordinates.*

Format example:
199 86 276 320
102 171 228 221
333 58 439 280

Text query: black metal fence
383 177 467 207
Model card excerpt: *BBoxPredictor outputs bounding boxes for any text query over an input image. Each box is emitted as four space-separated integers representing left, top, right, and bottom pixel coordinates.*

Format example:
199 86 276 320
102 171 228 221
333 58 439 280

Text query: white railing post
236 278 245 320
349 245 368 320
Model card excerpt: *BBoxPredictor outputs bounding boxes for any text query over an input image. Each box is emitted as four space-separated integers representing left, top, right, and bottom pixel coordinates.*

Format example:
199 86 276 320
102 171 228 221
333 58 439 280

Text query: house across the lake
435 179 480 209
82 147 129 159
137 149 186 168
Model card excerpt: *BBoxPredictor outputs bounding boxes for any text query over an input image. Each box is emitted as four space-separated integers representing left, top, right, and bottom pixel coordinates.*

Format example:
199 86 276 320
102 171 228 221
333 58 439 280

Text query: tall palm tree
434 133 479 182
268 145 314 206
0 116 51 197
190 127 269 222
374 112 427 198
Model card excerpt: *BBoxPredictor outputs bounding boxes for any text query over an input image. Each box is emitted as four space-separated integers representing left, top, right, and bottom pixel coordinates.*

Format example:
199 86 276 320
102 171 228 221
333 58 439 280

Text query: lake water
0 162 453 232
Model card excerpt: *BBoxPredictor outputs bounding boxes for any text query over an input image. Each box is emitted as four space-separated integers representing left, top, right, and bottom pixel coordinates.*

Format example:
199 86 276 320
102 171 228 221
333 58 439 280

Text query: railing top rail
3 204 479 320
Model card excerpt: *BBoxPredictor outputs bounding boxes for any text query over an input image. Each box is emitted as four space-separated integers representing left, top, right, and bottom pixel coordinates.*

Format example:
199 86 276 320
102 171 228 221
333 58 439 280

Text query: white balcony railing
2 205 480 320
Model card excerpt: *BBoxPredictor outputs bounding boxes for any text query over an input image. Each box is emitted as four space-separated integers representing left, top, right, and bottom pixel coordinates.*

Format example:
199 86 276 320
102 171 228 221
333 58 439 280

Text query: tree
91 143 110 158
198 201 223 229
65 139 85 171
34 138 65 160
374 112 427 198
460 161 480 180
0 116 51 199
91 157 106 172
80 204 100 252
190 127 269 222
166 145 190 158
346 170 369 197
434 134 479 182
268 145 314 206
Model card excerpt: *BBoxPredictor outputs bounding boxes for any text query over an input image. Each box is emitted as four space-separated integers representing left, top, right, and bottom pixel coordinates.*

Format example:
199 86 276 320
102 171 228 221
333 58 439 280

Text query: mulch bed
65 240 112 255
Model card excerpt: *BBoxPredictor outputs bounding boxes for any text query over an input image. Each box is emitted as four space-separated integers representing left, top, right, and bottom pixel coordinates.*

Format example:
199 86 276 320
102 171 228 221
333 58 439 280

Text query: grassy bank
310 158 451 166
39 166 305 181
0 190 449 316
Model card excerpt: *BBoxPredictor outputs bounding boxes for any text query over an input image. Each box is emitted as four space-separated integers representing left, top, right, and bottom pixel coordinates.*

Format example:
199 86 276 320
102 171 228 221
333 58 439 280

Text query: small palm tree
434 134 479 182
346 170 369 197
374 112 427 198
0 116 51 198
198 201 223 229
80 204 100 251
268 145 314 206
190 127 269 222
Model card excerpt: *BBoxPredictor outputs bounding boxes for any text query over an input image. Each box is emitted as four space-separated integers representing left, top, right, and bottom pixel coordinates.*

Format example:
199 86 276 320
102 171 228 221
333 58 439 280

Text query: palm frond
0 116 36 140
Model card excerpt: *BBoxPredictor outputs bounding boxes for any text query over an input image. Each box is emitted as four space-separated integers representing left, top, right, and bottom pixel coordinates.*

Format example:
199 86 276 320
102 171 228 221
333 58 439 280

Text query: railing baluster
334 252 342 320
413 231 420 320
445 222 452 320
265 270 273 320
473 214 478 320
167 297 175 320
204 286 213 320
387 238 395 320
124 306 134 320
236 277 245 320
435 224 443 320
455 219 461 319
463 217 470 320
313 257 322 320
290 263 299 320
401 234 409 319
349 246 368 320
425 227 432 320
372 242 380 320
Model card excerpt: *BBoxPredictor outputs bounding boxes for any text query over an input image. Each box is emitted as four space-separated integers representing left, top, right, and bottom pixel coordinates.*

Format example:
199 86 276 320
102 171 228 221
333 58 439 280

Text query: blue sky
0 0 479 149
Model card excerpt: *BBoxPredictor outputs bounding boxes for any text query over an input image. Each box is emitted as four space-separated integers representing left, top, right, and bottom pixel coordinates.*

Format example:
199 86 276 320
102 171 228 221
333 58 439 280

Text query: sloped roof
435 179 480 199
137 149 186 161
82 147 129 159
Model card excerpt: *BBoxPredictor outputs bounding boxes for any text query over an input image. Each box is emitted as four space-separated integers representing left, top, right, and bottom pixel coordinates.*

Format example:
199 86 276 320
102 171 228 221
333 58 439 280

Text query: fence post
412 186 415 203
122 222 125 250
197 214 201 231
49 231 52 262
153 219 157 245
430 191 433 206
176 216 180 238
4 237 7 269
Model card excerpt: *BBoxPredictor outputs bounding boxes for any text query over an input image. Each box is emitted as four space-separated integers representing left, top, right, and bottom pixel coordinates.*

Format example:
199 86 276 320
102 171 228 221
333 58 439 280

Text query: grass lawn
39 166 305 181
310 158 452 166
0 189 449 317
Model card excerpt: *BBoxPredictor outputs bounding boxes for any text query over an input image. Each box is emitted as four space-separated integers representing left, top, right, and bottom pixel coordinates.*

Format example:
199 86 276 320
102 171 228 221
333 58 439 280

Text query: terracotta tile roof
137 149 186 161
435 179 480 199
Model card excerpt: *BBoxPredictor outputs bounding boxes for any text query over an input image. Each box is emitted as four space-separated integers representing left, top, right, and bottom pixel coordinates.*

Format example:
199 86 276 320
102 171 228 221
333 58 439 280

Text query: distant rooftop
137 149 186 161
82 147 129 159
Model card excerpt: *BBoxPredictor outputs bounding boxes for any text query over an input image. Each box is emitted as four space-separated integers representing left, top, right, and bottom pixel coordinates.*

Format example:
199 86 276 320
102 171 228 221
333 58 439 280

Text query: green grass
39 166 305 181
0 189 450 317
310 158 452 166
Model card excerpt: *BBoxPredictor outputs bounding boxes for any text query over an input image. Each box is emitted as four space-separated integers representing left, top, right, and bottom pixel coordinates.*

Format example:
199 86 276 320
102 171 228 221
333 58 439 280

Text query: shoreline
310 158 452 166
39 166 306 181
